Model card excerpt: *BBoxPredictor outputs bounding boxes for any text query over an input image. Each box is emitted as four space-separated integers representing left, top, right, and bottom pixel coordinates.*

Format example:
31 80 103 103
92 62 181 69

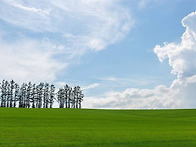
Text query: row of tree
0 80 84 108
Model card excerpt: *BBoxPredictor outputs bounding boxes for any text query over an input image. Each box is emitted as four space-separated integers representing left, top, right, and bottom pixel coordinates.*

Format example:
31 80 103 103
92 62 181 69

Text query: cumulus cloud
83 11 196 109
83 85 178 109
0 0 133 82
154 11 196 108
154 11 196 79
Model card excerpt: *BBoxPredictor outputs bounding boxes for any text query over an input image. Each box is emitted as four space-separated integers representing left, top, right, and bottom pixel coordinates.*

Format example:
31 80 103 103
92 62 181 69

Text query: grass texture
0 108 196 146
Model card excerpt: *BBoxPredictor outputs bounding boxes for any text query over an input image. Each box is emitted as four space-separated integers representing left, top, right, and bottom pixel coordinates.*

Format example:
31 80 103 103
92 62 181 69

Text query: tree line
0 80 84 108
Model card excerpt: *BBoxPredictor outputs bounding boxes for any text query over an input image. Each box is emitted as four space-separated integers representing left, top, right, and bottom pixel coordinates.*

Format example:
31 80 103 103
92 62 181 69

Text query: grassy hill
0 108 196 146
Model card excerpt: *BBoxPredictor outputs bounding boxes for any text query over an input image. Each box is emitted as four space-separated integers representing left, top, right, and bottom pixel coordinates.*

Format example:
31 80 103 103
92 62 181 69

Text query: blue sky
0 0 196 108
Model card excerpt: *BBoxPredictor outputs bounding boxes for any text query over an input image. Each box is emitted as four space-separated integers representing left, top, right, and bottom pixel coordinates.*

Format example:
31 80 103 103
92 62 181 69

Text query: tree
43 83 49 108
37 83 44 108
14 83 20 108
0 80 84 109
1 80 7 107
49 84 55 108
26 82 32 108
9 80 15 107
78 90 84 109
64 85 70 108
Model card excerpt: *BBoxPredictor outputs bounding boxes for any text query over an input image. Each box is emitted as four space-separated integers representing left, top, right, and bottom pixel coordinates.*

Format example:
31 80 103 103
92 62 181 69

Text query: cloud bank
0 0 133 82
83 11 196 109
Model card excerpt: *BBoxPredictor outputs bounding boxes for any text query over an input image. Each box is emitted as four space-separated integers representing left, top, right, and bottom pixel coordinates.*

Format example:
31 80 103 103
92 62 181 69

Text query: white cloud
0 0 133 83
83 85 178 109
83 11 196 109
154 11 196 79
138 0 160 9
0 0 134 53
99 76 118 81
83 83 100 90
99 76 158 86
0 38 66 83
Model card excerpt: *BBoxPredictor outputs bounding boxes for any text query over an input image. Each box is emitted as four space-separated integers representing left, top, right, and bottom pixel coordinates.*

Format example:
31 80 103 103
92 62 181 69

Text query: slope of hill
0 108 196 146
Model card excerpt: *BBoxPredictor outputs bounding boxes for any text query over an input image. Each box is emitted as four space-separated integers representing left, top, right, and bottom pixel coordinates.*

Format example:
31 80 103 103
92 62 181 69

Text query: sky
0 0 196 109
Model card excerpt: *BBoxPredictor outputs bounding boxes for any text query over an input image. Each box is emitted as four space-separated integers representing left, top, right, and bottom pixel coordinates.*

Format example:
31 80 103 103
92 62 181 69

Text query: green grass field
0 108 196 147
